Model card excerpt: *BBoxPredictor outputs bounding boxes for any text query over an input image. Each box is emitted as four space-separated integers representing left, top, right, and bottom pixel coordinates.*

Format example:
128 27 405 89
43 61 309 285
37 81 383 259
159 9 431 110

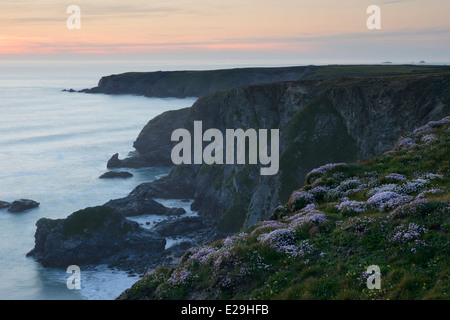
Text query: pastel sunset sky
1 0 449 64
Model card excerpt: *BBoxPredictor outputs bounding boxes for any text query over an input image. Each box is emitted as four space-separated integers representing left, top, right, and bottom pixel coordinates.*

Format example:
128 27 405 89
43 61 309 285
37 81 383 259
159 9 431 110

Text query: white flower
385 173 407 181
336 200 367 213
367 191 403 210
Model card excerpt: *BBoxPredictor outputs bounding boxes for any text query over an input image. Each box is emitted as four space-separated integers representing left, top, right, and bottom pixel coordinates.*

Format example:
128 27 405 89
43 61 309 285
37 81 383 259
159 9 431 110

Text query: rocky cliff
118 116 450 300
109 71 450 233
80 66 314 98
78 65 450 98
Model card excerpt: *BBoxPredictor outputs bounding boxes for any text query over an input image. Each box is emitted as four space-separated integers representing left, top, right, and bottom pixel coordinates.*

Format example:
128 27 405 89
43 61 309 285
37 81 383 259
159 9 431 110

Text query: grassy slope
120 117 449 300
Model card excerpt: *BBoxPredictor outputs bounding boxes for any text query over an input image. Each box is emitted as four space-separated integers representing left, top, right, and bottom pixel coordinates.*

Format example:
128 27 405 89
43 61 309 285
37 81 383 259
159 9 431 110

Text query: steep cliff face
119 116 450 301
81 66 315 98
79 64 450 99
112 73 450 233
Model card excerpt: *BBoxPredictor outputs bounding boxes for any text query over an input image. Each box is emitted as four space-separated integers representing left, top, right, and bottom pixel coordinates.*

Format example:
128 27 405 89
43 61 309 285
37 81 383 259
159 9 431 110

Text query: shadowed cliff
79 64 450 98
109 71 450 233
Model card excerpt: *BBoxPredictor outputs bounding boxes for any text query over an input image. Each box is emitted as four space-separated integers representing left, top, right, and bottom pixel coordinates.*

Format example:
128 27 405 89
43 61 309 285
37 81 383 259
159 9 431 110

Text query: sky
0 0 449 65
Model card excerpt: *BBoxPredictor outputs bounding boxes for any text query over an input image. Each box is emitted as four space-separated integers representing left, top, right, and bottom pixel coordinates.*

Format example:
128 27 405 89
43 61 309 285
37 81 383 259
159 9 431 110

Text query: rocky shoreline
103 73 450 235
29 65 450 284
27 201 227 275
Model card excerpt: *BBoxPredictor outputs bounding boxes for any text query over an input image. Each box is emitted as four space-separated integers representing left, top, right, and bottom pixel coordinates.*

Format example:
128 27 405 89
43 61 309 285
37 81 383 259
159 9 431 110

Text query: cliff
80 66 314 98
118 116 450 300
79 64 450 98
111 71 450 233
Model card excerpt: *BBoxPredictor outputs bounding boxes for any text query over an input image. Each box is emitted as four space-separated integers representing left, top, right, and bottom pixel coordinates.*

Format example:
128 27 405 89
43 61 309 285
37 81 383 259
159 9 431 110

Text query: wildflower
420 134 437 144
384 173 407 181
289 190 315 208
336 200 367 213
367 191 403 210
367 184 397 196
390 223 428 251
167 268 192 286
257 228 314 258
307 163 347 176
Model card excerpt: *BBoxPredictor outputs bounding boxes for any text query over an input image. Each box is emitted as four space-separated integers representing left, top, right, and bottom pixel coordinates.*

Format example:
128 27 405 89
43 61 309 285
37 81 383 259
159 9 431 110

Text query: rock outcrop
152 217 208 237
8 199 40 213
99 171 133 179
26 206 166 274
103 196 186 217
27 205 226 273
108 72 450 233
0 201 11 209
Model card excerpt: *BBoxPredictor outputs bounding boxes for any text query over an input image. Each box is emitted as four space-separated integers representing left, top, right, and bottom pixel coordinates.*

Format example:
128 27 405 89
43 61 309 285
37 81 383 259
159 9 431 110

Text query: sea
0 60 204 300
3 59 432 300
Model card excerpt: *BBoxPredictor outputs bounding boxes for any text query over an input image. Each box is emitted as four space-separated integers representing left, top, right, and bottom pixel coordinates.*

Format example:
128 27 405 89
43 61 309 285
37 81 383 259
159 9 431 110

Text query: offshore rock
26 206 166 274
99 171 134 179
8 199 40 213
0 201 11 209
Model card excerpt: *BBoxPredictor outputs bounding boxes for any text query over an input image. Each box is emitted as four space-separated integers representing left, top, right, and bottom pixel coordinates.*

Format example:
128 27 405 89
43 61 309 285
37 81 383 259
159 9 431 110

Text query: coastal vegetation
119 117 449 300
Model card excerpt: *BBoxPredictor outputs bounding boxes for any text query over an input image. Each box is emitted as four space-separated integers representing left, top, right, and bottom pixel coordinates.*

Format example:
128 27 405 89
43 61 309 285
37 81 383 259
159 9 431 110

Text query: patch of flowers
413 124 432 136
390 222 428 251
415 188 444 199
167 267 194 286
187 247 218 265
308 162 347 175
395 137 417 150
366 191 403 210
366 184 397 196
257 227 314 258
144 268 166 284
336 200 368 213
336 216 378 234
384 173 407 181
421 134 437 145
386 198 429 219
380 195 414 211
285 204 327 229
393 179 428 195
427 116 450 127
308 185 331 199
289 190 315 209
422 173 443 180
324 177 369 200
306 163 346 183
250 220 287 235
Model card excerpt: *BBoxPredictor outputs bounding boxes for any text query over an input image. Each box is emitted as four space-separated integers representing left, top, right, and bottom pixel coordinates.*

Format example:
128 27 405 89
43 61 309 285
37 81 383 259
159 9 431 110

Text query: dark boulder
99 171 133 179
8 199 40 213
104 196 185 217
0 201 11 209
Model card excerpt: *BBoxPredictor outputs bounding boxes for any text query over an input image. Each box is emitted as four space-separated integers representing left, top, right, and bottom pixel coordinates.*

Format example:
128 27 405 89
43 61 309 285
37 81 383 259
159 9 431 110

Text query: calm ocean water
0 61 198 300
